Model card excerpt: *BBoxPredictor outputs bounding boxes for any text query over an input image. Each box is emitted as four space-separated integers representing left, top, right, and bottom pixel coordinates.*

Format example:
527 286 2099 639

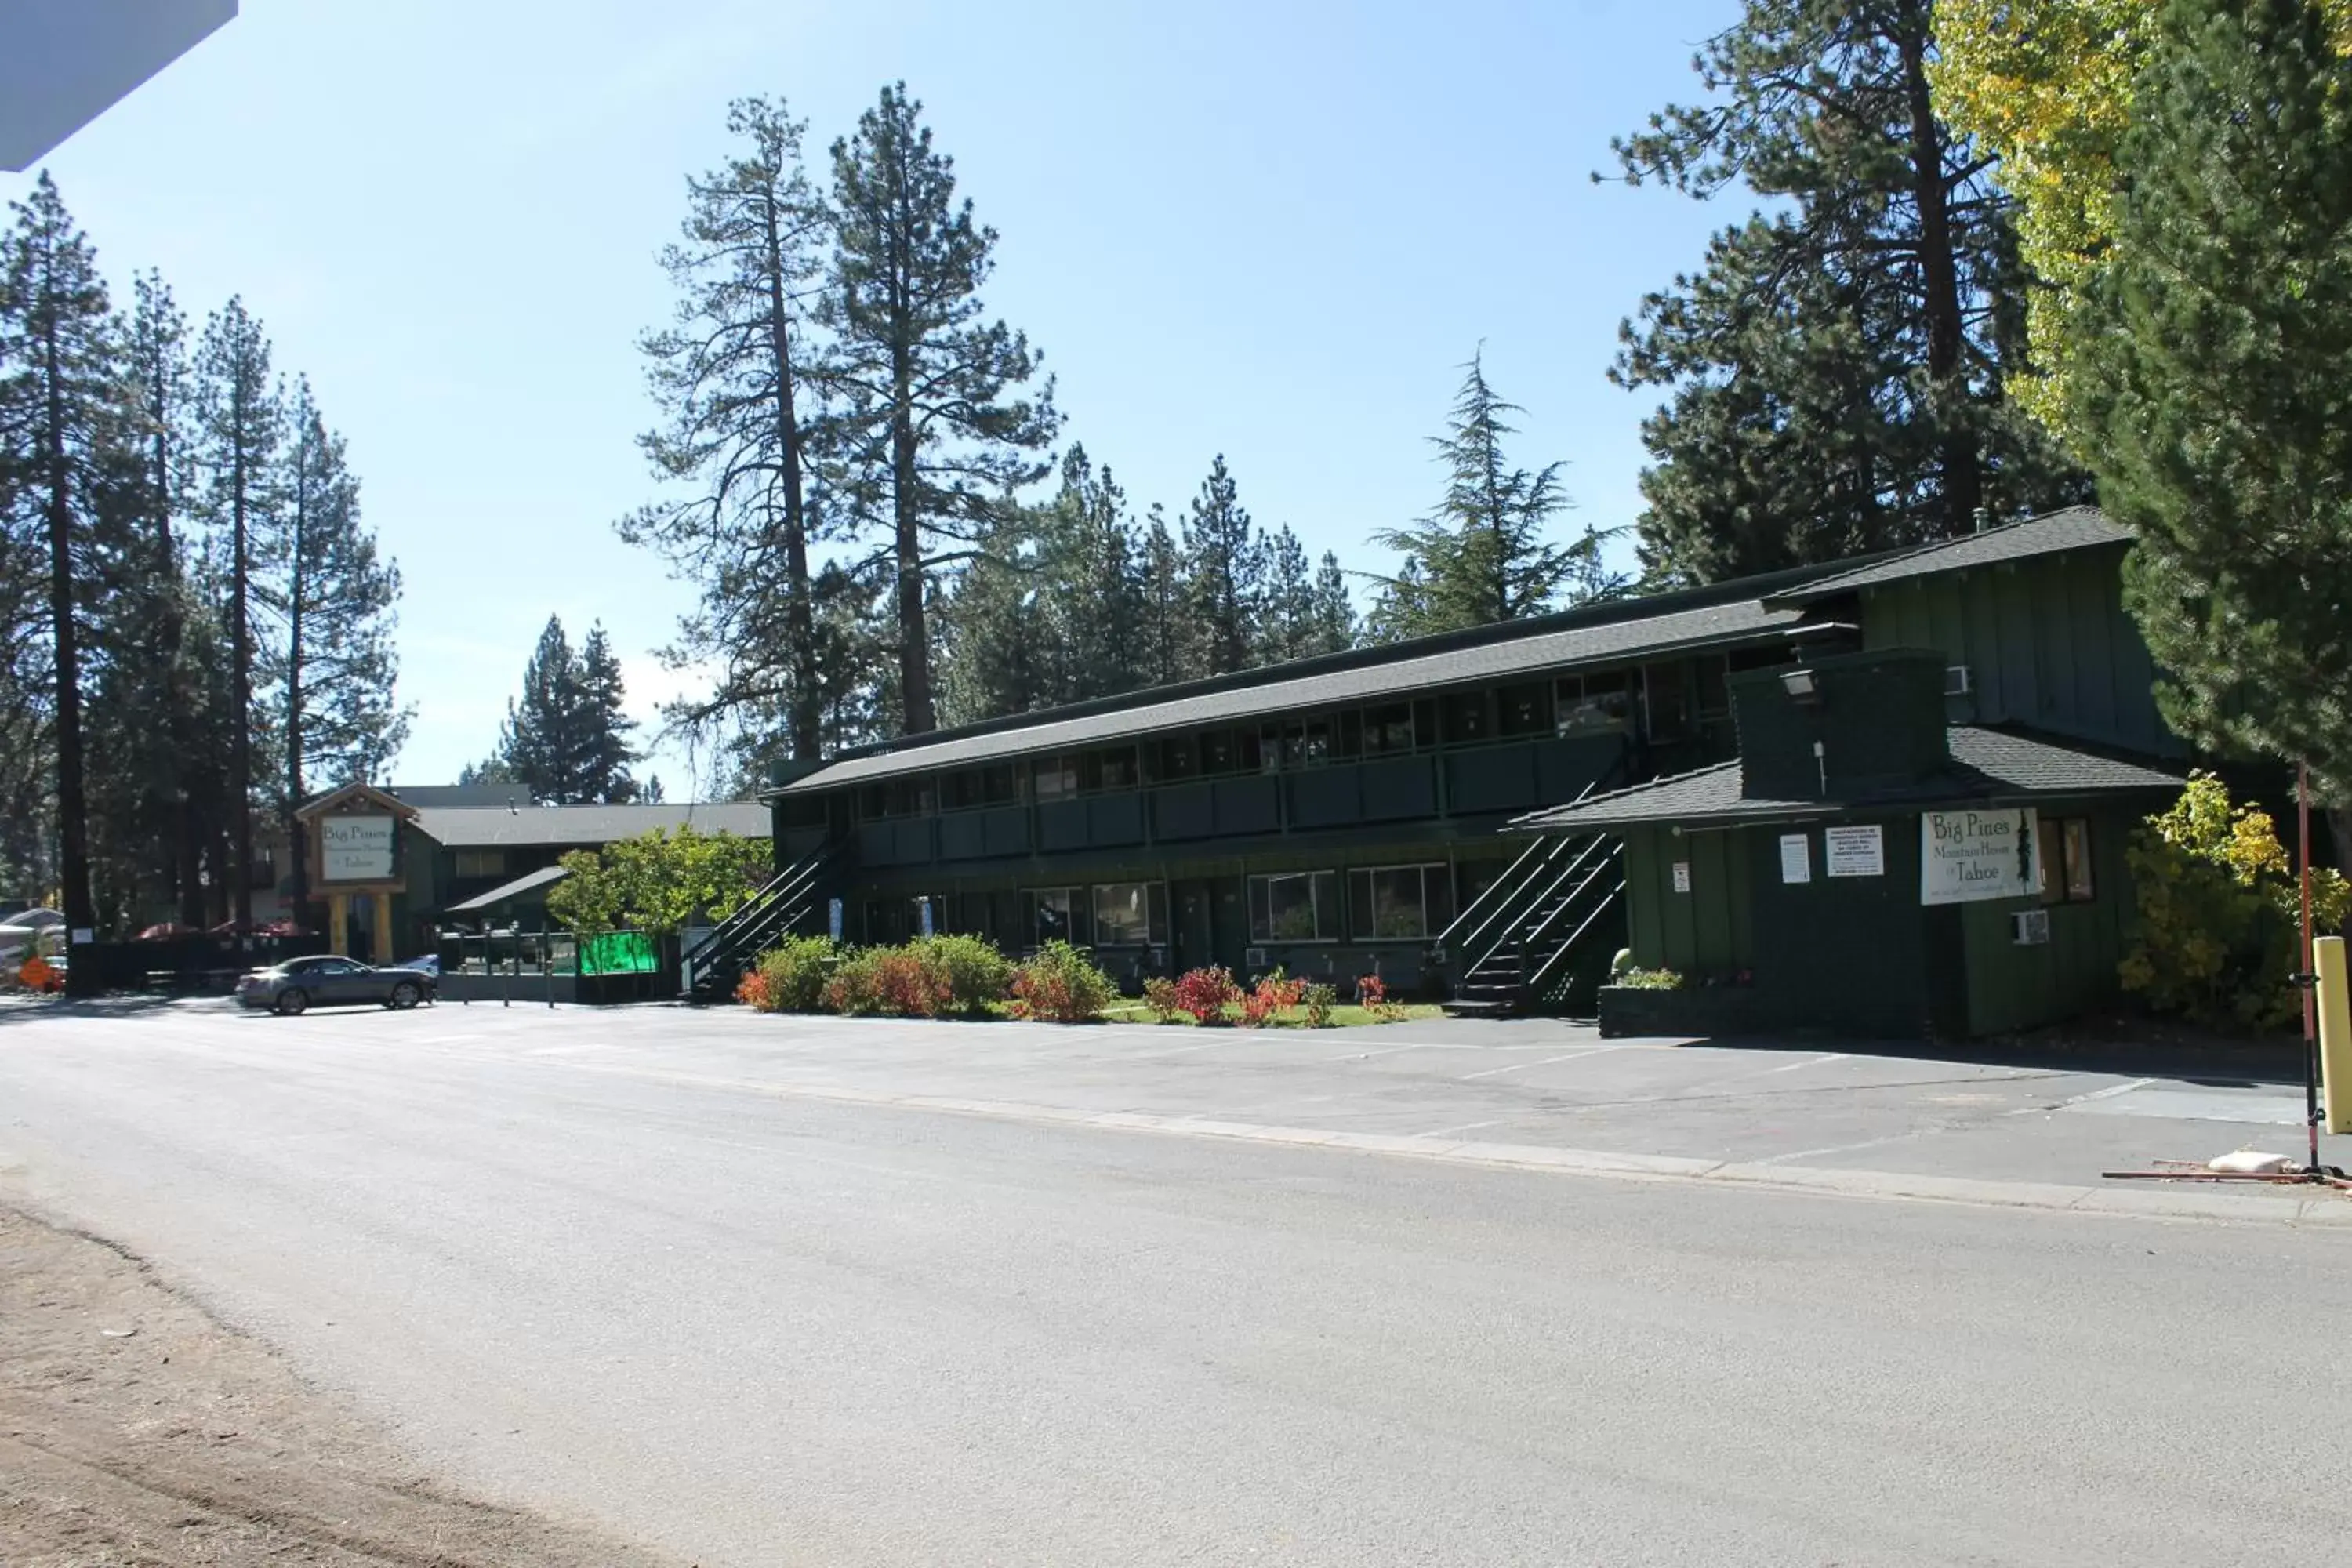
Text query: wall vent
2012 909 2050 946
1945 664 1974 696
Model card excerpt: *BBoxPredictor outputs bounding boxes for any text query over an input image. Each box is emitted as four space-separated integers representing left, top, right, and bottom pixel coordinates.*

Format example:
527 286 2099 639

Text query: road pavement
2 999 2347 1566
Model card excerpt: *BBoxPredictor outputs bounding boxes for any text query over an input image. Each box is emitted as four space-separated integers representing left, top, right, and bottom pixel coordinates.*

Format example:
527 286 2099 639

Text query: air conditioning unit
1945 664 1974 696
1245 946 1269 968
2012 909 2050 946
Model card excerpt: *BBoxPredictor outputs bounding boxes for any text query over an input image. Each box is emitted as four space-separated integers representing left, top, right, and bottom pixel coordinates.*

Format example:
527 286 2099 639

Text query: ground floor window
1093 882 1167 946
2038 817 2096 903
1248 870 1338 942
1348 862 1453 940
1026 887 1083 946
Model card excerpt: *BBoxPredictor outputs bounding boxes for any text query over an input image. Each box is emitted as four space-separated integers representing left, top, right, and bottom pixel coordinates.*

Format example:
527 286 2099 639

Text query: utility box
2319 936 2352 1136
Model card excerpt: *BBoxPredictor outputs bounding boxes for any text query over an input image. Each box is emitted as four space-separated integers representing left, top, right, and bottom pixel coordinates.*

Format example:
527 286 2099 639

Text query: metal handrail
1436 833 1552 950
1525 870 1629 1000
1436 759 1628 954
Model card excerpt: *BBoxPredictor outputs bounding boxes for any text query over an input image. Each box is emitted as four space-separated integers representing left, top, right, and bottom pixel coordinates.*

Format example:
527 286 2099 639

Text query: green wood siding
1958 807 2136 1036
1624 826 1753 977
1860 545 2183 757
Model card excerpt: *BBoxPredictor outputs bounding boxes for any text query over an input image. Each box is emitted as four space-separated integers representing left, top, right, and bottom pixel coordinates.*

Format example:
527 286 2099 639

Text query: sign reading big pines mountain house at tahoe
1920 809 2040 906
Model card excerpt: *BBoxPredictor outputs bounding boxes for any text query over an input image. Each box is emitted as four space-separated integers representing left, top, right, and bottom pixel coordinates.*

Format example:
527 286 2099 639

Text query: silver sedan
238 956 435 1015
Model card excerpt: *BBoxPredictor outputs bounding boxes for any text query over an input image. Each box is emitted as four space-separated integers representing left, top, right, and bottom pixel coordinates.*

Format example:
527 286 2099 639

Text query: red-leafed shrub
1356 973 1406 1022
735 969 774 1010
1008 941 1116 1023
1238 969 1305 1028
1170 966 1242 1024
824 946 954 1018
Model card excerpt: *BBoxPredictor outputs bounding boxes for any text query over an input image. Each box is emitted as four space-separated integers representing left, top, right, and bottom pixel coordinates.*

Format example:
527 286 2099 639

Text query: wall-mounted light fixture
1780 668 1821 703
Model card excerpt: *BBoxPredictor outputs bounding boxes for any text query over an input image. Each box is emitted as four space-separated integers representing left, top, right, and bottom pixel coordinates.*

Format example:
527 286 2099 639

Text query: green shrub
1009 941 1116 1022
1301 982 1337 1027
906 934 1013 1016
1614 967 1684 990
2120 772 2352 1029
750 936 838 1013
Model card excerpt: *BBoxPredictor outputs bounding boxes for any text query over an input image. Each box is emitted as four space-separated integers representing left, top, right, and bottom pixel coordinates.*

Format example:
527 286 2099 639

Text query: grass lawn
1097 1001 1446 1028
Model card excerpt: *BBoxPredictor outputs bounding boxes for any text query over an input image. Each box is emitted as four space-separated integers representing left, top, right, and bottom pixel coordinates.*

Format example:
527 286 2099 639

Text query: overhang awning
444 863 570 913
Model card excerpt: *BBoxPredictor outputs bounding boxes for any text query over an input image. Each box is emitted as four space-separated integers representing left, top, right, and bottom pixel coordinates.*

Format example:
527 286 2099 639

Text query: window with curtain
1348 863 1454 940
1092 883 1166 946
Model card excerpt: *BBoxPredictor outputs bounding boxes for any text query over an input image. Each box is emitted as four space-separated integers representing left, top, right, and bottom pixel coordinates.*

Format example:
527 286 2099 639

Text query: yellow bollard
2319 935 2352 1136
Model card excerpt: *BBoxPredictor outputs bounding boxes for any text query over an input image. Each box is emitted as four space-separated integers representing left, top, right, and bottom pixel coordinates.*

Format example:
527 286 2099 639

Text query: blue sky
6 0 1741 794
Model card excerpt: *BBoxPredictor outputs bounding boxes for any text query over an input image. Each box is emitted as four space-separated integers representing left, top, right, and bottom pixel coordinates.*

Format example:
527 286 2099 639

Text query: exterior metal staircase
1439 832 1627 1017
681 845 837 1003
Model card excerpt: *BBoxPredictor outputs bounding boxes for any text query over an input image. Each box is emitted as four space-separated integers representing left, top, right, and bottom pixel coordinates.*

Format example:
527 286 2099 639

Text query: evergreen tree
491 615 637 804
1134 502 1190 688
1607 0 2088 583
191 296 280 926
1370 353 1620 637
829 83 1058 735
1033 445 1142 702
624 96 837 766
1259 525 1323 664
0 172 134 949
1308 550 1356 657
935 514 1045 726
575 623 640 803
256 379 408 919
2068 0 2352 829
1181 454 1261 677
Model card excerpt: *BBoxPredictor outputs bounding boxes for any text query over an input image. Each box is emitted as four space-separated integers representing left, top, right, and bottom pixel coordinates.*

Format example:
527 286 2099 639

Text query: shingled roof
1765 506 2131 607
411 801 770 848
1508 727 2180 834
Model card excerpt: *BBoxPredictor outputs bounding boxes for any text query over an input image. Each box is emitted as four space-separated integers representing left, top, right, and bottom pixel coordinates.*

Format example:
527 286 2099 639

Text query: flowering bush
823 946 955 1018
1008 940 1116 1022
1355 973 1406 1022
2120 772 2352 1029
1142 975 1182 1023
1614 967 1684 991
1301 982 1337 1027
907 933 1013 1016
747 935 839 1013
1170 966 1242 1024
1239 969 1306 1028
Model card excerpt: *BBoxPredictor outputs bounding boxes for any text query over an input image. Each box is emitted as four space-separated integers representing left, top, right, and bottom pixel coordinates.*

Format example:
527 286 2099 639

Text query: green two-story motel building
746 507 2188 1036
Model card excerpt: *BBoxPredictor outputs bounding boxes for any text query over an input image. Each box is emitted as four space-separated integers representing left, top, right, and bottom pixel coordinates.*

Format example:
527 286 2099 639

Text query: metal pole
543 918 554 1008
2301 763 2318 1174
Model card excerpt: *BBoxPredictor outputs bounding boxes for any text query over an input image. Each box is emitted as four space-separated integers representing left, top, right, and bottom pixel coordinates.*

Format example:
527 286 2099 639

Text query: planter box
1597 983 1759 1040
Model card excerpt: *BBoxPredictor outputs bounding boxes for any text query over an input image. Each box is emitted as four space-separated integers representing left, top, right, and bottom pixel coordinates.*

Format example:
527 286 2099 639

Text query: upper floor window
1033 754 1080 800
1496 681 1552 738
454 848 506 880
1262 718 1332 770
1443 691 1490 745
1363 702 1417 755
1555 670 1635 737
1086 746 1139 791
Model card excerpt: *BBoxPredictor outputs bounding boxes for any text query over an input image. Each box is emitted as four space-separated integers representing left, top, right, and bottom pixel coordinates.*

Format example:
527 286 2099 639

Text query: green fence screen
579 931 659 975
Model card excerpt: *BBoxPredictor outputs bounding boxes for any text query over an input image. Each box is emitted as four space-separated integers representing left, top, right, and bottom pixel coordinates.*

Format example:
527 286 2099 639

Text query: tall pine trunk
1900 8 1983 532
228 397 254 929
40 321 93 947
760 189 822 762
282 480 308 927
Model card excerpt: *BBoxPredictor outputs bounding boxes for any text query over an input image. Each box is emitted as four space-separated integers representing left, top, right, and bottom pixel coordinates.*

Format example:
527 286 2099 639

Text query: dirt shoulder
2 1206 684 1568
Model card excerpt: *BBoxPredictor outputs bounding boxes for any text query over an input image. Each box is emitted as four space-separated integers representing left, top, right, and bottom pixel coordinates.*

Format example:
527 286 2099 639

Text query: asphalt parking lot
49 993 2328 1214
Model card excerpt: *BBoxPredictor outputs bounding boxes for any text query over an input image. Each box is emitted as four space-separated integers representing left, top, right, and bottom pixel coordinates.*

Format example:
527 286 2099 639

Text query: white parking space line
2009 1077 2154 1115
1459 1046 1635 1080
1769 1052 1847 1073
1419 1117 1510 1139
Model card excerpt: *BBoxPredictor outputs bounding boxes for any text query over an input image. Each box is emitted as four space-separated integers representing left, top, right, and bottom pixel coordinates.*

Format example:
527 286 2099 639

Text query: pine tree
191 296 280 926
575 624 640 803
1181 454 1261 677
2068 0 2352 827
0 173 132 949
491 615 637 804
1308 550 1356 657
624 96 837 766
1606 0 2089 583
1370 353 1619 637
1135 502 1190 688
256 379 408 919
935 514 1045 726
829 83 1059 735
1033 445 1142 702
1259 524 1319 665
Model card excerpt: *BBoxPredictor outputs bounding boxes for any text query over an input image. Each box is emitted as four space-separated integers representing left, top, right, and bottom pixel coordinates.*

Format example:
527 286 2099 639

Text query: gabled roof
777 593 1846 794
411 801 770 849
294 782 417 821
445 863 571 912
1765 506 2130 607
1508 727 2181 834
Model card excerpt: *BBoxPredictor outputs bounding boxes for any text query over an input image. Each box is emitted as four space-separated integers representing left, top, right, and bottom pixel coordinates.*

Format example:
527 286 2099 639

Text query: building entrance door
1173 880 1215 974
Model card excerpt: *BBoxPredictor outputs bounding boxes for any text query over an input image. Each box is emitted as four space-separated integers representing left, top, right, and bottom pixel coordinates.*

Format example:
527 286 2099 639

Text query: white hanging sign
321 815 396 881
1779 833 1811 884
1671 861 1691 893
1920 809 2040 905
1824 824 1886 878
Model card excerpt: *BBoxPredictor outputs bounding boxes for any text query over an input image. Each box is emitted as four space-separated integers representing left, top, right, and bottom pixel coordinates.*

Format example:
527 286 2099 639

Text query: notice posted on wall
1779 833 1811 884
1920 808 2040 905
1671 861 1691 893
1824 823 1885 878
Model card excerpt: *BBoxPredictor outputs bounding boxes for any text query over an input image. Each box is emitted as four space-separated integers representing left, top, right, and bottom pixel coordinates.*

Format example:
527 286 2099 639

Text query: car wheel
388 981 419 1010
274 988 309 1017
